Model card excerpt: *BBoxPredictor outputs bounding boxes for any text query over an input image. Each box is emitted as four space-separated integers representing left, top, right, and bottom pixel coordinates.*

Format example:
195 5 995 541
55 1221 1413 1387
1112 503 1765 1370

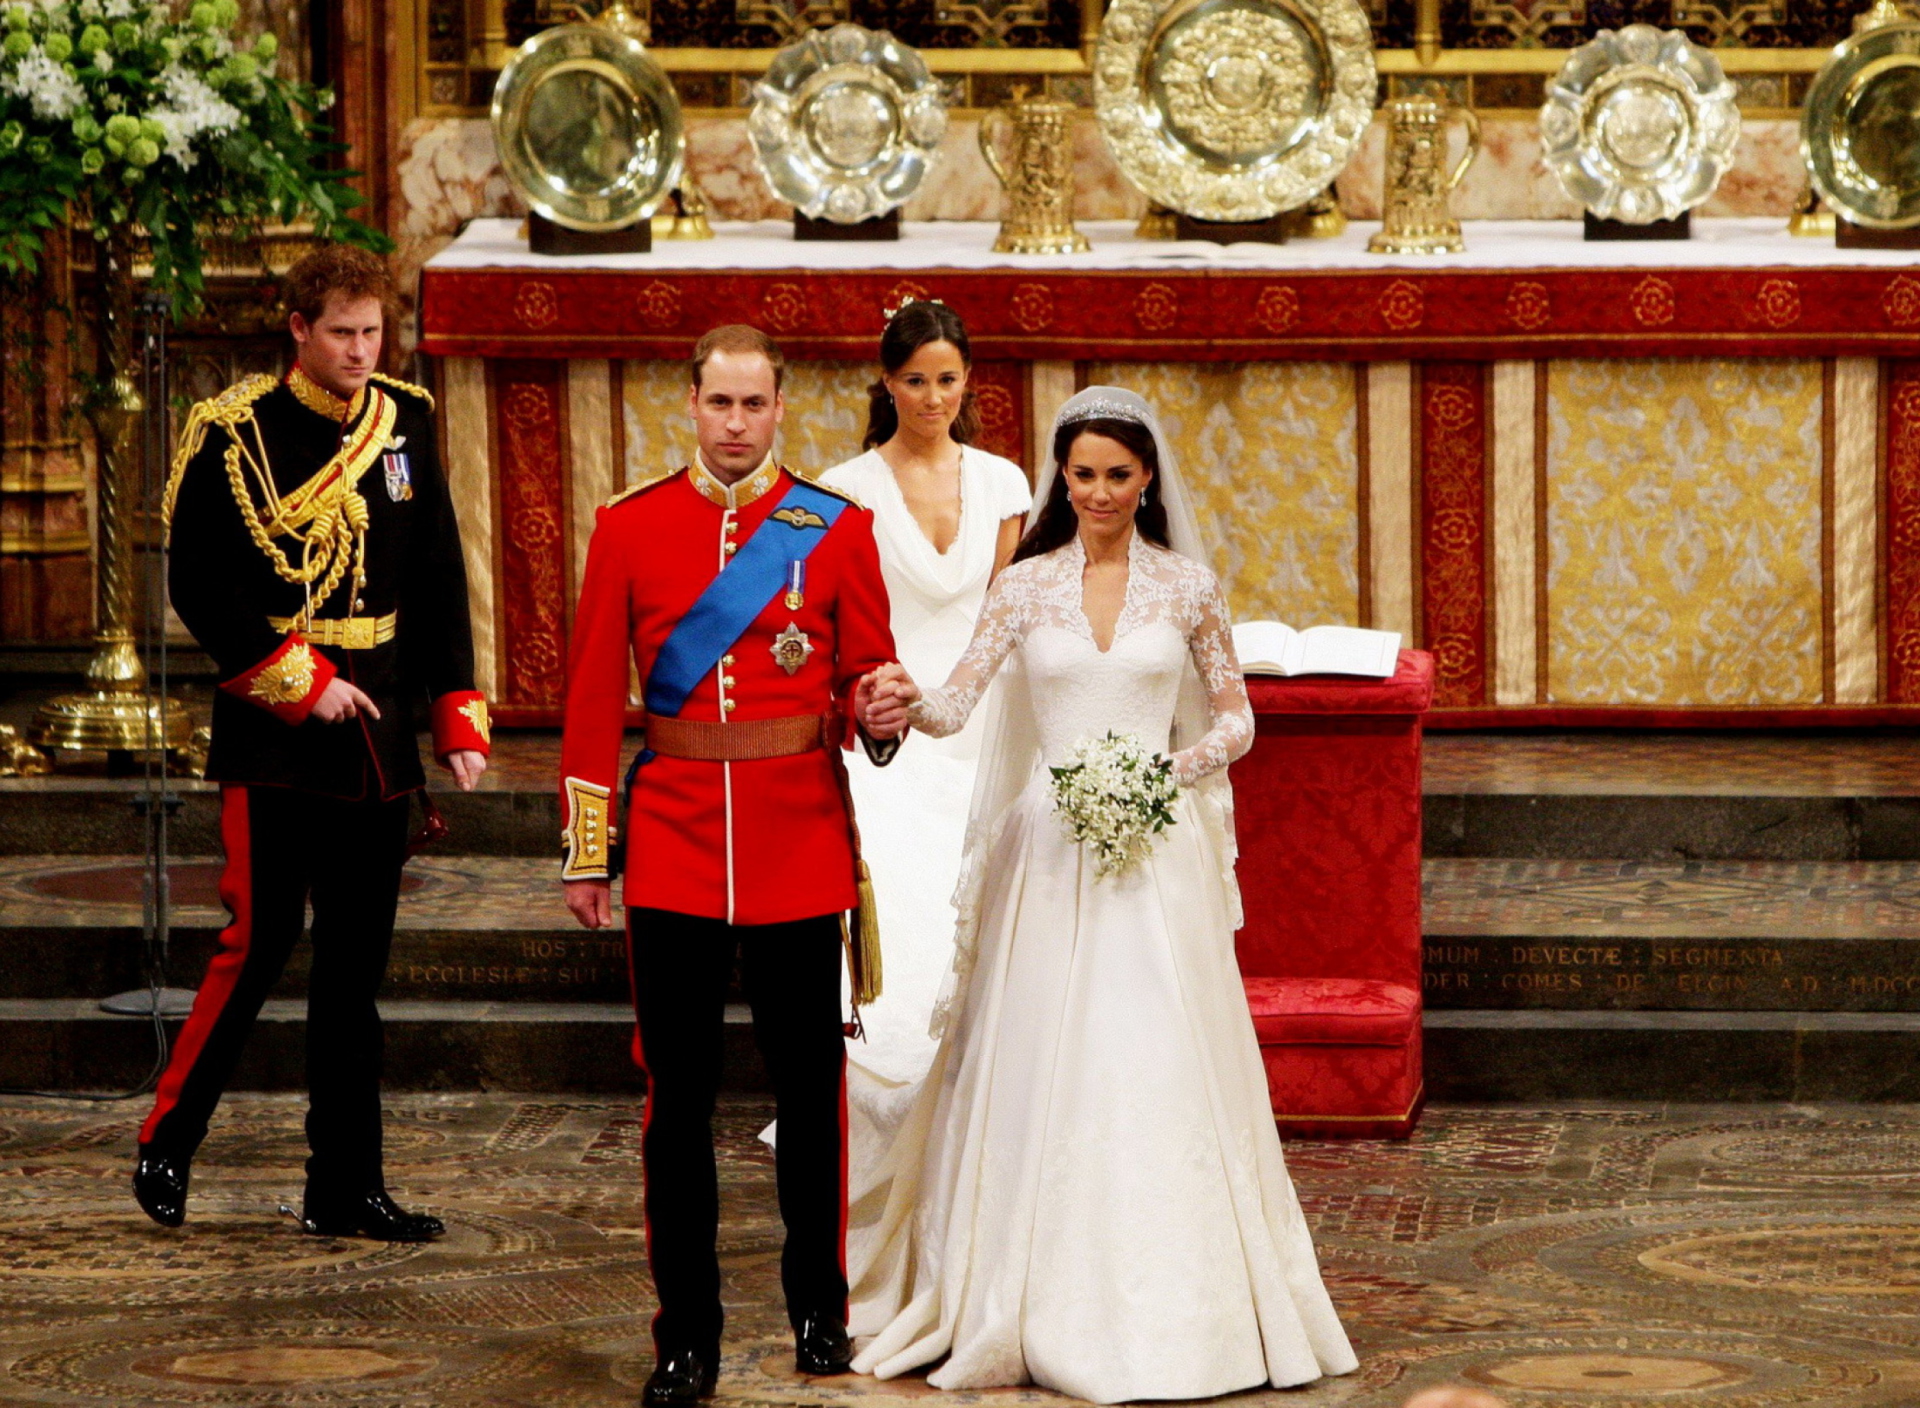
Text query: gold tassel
851 859 883 1007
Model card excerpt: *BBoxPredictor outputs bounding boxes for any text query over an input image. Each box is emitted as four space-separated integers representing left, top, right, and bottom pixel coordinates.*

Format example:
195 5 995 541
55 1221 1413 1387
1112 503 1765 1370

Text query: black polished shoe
299 1186 445 1242
641 1348 717 1406
132 1144 190 1228
794 1313 852 1376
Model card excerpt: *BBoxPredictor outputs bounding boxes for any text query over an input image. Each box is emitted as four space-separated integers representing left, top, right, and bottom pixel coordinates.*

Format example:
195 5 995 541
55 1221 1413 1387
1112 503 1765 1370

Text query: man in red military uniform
560 324 903 1406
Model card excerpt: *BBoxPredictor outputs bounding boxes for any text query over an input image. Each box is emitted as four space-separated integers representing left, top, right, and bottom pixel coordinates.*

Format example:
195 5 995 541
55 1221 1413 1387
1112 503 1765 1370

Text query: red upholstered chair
1230 650 1433 1139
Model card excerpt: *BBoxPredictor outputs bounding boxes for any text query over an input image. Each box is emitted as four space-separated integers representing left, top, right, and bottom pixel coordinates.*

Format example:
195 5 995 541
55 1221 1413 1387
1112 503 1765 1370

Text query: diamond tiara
1058 396 1149 429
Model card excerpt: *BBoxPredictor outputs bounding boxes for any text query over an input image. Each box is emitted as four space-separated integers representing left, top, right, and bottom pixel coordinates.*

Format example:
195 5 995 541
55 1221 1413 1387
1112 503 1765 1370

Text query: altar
418 216 1920 725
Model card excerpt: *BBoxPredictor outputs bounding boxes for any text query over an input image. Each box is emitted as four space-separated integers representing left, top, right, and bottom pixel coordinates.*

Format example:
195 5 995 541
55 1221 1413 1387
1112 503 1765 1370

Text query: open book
1232 621 1401 679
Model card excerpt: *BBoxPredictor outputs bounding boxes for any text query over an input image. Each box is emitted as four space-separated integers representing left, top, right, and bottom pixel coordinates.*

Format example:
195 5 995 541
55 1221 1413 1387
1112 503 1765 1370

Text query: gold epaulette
162 374 277 531
369 371 434 411
799 471 864 509
605 465 684 508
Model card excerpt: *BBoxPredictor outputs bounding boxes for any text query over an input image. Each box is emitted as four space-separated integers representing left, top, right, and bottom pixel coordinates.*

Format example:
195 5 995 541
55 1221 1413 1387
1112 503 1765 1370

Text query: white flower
144 57 241 167
1050 731 1180 879
75 0 100 18
2 47 85 120
102 0 134 15
89 44 107 69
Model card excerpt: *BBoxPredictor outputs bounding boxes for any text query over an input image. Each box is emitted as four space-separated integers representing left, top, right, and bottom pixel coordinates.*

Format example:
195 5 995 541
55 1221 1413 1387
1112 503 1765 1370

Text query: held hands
857 662 920 739
565 878 614 930
310 677 379 724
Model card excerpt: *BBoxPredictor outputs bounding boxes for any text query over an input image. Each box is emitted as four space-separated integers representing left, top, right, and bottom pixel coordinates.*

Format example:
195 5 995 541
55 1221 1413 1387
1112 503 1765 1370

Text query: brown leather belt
645 711 835 762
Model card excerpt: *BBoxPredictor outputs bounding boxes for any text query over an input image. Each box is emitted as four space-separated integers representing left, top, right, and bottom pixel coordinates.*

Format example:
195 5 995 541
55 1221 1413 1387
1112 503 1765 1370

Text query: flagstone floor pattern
0 1097 1918 1405
5 855 1920 940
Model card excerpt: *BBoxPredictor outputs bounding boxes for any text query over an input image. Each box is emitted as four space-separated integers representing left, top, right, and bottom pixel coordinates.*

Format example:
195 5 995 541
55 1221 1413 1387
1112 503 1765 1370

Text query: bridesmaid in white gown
848 388 1357 1404
816 301 1031 1171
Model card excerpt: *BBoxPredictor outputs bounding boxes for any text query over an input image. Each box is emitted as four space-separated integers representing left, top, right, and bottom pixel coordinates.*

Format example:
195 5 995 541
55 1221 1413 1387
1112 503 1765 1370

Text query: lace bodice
906 535 1254 786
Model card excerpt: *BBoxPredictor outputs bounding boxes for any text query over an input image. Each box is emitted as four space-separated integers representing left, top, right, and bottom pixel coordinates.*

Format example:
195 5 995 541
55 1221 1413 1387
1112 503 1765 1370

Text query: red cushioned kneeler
1232 651 1433 1139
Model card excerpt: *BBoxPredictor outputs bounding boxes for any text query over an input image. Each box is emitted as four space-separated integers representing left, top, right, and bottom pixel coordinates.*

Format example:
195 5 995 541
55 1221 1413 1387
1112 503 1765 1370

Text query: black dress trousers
626 906 848 1360
139 783 411 1189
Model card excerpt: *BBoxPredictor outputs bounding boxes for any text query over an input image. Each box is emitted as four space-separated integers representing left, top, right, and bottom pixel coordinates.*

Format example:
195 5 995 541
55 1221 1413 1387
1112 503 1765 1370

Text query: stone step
2 1001 1913 1103
1422 858 1920 1011
0 998 749 1095
8 732 1920 861
0 856 623 1002
1426 1011 1920 1102
13 856 1920 1013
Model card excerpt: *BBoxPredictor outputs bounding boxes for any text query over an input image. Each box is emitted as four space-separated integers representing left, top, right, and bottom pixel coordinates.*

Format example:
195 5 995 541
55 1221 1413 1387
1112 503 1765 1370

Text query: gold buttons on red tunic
723 698 736 712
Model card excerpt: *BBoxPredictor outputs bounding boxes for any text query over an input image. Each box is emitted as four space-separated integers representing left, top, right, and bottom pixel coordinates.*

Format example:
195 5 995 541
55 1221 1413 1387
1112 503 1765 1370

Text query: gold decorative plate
1093 0 1376 223
1539 24 1740 225
748 24 947 224
491 21 684 232
1804 18 1920 230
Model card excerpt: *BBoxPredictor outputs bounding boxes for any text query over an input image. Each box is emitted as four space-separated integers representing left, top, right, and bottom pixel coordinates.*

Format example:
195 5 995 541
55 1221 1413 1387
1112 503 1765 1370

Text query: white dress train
816 447 1033 1169
848 535 1358 1404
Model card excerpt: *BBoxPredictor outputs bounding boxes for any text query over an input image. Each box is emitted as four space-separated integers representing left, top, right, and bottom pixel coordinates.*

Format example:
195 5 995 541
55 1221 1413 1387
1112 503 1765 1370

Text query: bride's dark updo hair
1012 416 1171 565
863 300 981 450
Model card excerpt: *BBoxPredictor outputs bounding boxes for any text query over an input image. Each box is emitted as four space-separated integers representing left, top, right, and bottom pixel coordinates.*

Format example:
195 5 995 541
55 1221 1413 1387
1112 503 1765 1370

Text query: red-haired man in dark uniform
134 245 490 1242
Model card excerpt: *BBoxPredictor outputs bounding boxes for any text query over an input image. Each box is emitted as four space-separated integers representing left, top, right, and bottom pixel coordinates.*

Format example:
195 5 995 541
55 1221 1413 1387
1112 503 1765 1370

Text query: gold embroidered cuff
561 776 614 881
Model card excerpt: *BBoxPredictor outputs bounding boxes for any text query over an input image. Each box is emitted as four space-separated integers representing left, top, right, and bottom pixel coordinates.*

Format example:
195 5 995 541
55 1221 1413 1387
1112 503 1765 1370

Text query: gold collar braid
165 376 396 628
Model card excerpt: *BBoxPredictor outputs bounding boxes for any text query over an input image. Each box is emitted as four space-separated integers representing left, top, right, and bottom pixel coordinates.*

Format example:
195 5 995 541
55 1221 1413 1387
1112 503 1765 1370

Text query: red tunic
559 459 897 925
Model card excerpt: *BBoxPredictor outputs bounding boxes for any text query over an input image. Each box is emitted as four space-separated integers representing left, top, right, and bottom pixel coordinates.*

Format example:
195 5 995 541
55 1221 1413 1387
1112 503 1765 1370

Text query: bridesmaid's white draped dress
816 446 1033 1165
847 536 1358 1404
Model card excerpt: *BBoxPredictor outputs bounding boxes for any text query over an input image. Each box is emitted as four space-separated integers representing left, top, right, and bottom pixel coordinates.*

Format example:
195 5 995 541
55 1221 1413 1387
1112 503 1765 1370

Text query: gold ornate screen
398 0 1849 122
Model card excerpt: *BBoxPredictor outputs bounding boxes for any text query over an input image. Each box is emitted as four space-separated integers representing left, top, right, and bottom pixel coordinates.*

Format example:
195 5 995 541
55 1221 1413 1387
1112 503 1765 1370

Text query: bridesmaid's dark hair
863 300 981 450
1012 417 1170 565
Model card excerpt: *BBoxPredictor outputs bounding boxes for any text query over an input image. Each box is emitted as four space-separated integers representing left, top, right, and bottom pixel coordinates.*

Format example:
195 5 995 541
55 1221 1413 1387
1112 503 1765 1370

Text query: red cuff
432 691 492 759
218 635 334 725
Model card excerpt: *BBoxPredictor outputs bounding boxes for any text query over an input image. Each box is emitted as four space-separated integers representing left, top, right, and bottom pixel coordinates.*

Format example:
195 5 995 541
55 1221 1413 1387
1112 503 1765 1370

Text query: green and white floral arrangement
0 0 385 306
1050 731 1180 879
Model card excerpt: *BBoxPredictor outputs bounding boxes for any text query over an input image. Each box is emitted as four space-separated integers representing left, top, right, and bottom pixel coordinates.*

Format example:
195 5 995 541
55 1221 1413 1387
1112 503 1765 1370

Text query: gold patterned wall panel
772 362 874 476
618 359 874 483
1544 358 1824 706
619 360 873 484
1087 361 1359 628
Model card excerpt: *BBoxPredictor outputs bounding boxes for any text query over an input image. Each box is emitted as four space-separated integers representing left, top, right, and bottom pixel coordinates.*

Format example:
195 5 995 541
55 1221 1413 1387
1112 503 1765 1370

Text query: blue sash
644 477 848 722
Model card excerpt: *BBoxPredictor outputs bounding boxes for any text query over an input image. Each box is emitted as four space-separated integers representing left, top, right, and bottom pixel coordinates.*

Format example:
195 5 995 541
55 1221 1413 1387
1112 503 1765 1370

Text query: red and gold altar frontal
420 217 1920 725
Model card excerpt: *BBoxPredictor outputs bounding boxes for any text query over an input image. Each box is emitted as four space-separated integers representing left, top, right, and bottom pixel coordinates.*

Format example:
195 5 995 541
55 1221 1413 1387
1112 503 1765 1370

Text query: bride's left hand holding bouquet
0 0 385 302
1050 731 1179 879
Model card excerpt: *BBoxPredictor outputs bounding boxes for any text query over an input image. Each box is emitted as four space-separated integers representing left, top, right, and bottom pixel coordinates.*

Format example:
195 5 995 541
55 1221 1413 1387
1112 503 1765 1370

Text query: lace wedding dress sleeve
905 563 1030 738
1170 573 1254 786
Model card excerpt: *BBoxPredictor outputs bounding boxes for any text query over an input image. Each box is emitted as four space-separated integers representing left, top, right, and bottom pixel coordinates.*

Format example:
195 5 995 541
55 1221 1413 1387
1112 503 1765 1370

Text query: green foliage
0 0 391 314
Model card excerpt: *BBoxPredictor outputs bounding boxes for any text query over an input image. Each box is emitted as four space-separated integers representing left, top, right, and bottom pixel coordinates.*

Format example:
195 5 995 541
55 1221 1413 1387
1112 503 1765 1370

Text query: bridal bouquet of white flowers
1049 731 1179 879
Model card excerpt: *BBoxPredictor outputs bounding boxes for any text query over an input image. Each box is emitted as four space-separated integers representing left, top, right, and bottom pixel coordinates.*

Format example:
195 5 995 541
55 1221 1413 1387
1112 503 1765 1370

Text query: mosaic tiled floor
1421 734 1920 798
1 1097 1918 1406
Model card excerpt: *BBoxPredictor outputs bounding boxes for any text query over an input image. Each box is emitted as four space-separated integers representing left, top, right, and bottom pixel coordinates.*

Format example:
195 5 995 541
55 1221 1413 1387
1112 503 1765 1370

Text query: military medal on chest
772 622 814 676
382 434 412 502
783 558 805 611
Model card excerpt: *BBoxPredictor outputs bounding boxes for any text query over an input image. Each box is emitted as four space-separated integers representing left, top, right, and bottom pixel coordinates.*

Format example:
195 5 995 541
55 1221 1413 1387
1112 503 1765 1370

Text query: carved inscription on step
1422 937 1919 1010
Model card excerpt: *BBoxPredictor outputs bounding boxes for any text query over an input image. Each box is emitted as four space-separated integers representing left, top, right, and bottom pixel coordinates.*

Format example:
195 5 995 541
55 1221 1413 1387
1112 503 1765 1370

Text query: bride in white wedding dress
817 301 1030 1160
847 387 1357 1404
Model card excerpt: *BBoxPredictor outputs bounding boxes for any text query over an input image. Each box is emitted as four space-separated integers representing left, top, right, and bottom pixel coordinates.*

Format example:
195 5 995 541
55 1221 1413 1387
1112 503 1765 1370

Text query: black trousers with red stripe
627 906 848 1361
140 784 411 1189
